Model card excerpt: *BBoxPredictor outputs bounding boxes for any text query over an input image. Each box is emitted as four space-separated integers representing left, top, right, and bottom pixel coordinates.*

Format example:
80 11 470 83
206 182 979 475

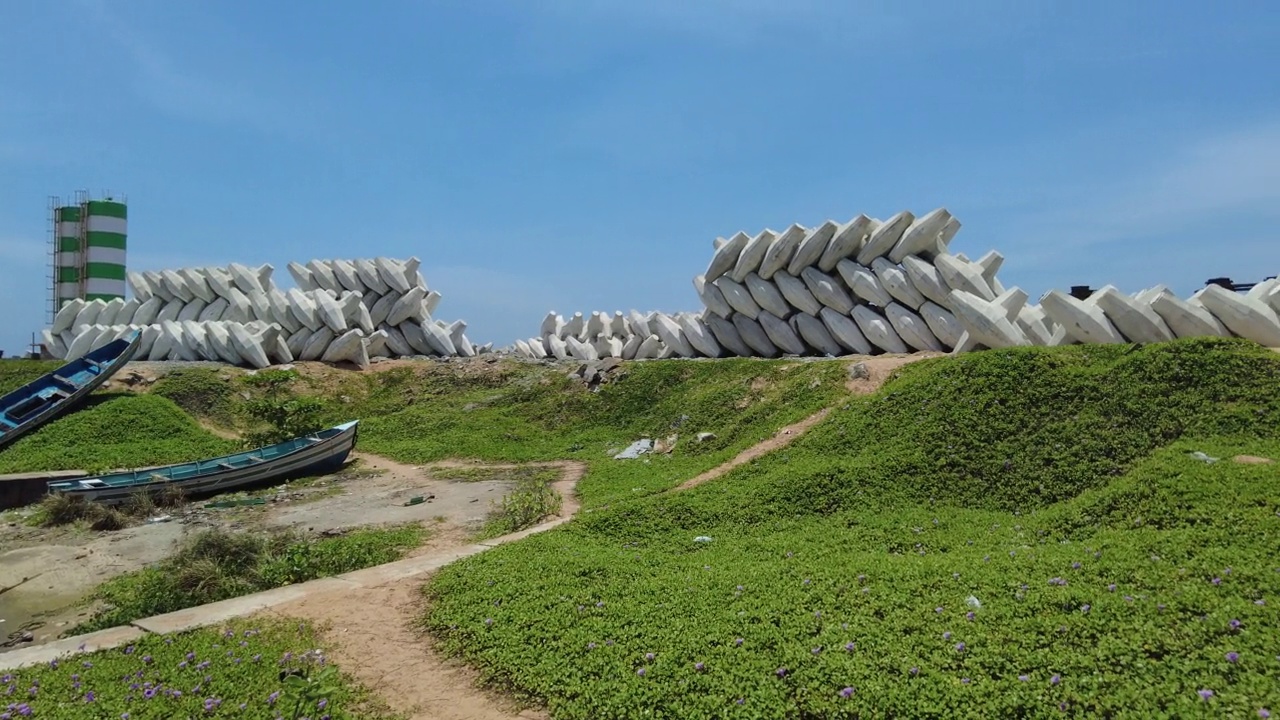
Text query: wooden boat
46 420 359 505
0 330 142 451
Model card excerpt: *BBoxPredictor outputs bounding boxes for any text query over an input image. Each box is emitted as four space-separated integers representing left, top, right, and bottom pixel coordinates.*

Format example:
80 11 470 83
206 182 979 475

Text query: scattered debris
402 494 434 506
693 536 713 543
696 432 717 443
145 515 173 524
848 362 871 381
614 439 654 460
205 498 267 509
1189 451 1219 464
654 434 679 454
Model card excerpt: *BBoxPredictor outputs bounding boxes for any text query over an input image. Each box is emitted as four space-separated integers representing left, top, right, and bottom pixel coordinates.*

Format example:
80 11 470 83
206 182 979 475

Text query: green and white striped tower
82 199 127 301
54 204 83 309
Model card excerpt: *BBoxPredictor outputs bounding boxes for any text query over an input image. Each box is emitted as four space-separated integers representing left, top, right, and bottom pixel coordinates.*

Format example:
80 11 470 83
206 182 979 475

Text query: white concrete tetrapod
306 260 341 294
1192 284 1280 346
71 299 106 329
732 314 779 358
97 298 126 327
885 302 944 352
355 259 391 295
540 311 561 338
565 336 598 362
758 310 807 356
143 271 174 303
543 334 568 360
625 310 651 338
852 305 909 354
136 325 160 359
331 259 364 293
227 263 264 296
115 298 141 327
837 260 893 308
154 298 185 325
178 269 215 303
730 229 775 283
512 339 533 359
229 323 272 369
203 322 241 365
448 321 475 357
368 293 399 328
800 267 855 315
704 314 753 357
298 327 336 362
585 311 606 339
202 267 233 300
402 257 423 289
714 276 763 320
256 264 274 291
375 258 411 295
678 314 722 358
282 289 318 330
126 272 153 302
562 312 585 339
818 215 876 272
773 271 823 317
945 290 1030 352
322 329 369 368
380 325 413 358
422 290 442 316
424 321 458 356
758 224 806 280
888 208 952 264
856 211 914 265
620 333 644 360
918 301 964 350
176 298 207 324
364 330 390 359
1146 288 1228 338
819 306 874 355
63 326 100 361
284 327 311 358
1039 289 1126 345
653 314 696 358
1090 286 1175 343
933 254 996 302
936 216 961 255
870 257 927 310
792 312 844 356
385 287 426 328
41 329 67 359
745 273 792 319
180 321 213 361
52 299 86 335
706 231 750 282
222 287 255 324
267 288 301 333
632 334 662 360
788 221 840 276
246 289 274 323
287 261 316 291
160 270 194 303
694 275 735 319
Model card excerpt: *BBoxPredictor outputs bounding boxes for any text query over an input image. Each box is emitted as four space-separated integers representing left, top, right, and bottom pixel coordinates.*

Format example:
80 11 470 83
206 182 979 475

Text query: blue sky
2 0 1278 354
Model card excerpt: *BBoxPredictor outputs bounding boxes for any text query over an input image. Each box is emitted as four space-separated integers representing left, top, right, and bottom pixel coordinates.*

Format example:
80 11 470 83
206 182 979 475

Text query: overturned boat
0 330 142 451
46 420 359 505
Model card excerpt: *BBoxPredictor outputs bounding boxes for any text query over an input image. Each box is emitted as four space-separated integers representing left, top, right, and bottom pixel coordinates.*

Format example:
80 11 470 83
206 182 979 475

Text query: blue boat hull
46 420 360 505
0 331 142 451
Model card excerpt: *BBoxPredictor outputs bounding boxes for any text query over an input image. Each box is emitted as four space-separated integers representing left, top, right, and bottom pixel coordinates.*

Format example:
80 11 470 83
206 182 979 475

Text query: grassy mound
76 524 425 632
421 339 1280 719
0 359 59 392
0 393 238 474
4 618 396 718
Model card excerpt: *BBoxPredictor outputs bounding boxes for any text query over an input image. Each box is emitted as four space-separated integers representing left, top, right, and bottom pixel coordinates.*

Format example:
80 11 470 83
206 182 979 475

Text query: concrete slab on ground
0 625 146 671
133 576 362 634
338 545 491 586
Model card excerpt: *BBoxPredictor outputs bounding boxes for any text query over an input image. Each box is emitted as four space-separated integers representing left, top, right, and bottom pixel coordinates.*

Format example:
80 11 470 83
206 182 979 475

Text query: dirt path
268 461 584 720
263 356 933 720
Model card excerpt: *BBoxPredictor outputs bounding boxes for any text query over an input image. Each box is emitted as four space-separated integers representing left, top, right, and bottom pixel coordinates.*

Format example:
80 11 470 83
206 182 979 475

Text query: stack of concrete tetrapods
44 258 487 369
512 208 1280 360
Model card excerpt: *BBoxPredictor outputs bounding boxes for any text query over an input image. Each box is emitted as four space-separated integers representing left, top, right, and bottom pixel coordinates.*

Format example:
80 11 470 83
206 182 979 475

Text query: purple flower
142 655 152 664
840 687 855 698
587 643 597 650
1212 577 1222 586
317 699 327 710
1048 577 1067 586
1071 562 1081 569
844 642 855 652
803 579 811 586
144 688 157 699
955 643 966 652
1258 709 1270 718
595 601 604 608
943 632 952 640
85 691 96 702
966 612 975 622
197 661 210 670
694 662 705 672
909 667 919 676
204 697 221 711
1255 599 1266 606
1230 619 1243 630
268 690 280 706
484 618 493 627
1050 674 1061 685
1199 689 1215 701
636 668 646 677
1107 584 1116 592
813 610 821 619
186 652 196 661
645 653 655 661
1081 604 1091 613
734 638 743 647
961 677 971 684
1226 652 1240 663
935 606 944 614
1018 675 1030 682
776 667 788 678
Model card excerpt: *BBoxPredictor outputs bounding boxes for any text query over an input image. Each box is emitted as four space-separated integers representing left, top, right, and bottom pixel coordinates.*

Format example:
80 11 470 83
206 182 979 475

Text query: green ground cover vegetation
2 619 397 719
73 524 425 633
418 339 1280 719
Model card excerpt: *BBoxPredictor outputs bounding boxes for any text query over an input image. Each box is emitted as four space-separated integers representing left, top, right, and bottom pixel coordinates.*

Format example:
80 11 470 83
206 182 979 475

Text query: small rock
583 368 602 385
696 432 716 442
848 362 870 380
599 358 622 373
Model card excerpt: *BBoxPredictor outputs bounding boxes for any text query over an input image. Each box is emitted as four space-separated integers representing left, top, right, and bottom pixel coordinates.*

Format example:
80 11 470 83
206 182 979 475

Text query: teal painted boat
47 420 359 505
0 330 142 451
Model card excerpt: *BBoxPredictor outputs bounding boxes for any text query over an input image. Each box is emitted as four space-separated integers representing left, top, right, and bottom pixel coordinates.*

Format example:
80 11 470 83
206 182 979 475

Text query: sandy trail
265 356 926 720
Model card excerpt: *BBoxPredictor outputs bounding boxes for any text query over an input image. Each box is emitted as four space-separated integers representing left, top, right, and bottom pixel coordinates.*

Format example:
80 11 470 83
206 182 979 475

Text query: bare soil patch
1232 455 1274 465
845 353 941 394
